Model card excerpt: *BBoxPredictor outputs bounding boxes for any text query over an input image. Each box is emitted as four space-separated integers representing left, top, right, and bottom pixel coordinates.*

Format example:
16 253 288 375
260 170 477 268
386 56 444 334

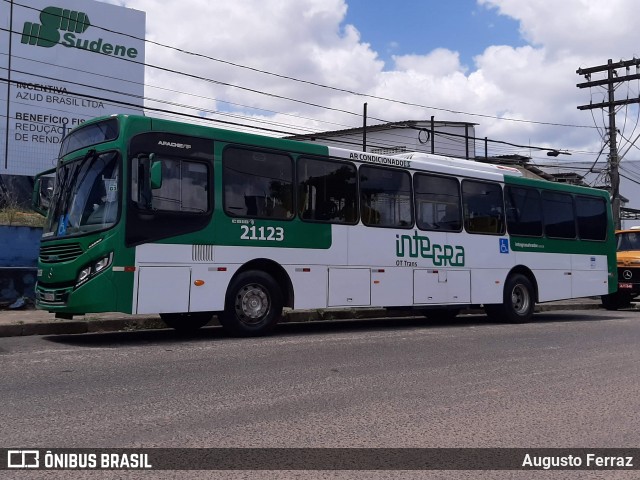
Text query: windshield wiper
72 149 98 193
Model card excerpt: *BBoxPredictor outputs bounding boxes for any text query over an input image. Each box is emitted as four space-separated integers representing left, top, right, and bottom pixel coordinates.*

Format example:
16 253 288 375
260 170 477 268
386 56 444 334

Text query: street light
546 150 572 157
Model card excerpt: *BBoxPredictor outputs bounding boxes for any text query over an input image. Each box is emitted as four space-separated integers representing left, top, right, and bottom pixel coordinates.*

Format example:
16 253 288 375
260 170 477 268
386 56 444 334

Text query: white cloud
102 0 640 160
393 49 466 76
480 0 640 60
104 0 384 128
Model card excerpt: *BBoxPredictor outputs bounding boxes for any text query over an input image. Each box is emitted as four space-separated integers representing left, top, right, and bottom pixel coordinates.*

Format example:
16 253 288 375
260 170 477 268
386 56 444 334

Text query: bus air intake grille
40 243 84 263
192 245 214 262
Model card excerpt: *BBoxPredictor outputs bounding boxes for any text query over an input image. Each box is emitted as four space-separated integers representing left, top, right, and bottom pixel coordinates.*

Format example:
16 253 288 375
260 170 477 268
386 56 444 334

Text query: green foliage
0 190 45 227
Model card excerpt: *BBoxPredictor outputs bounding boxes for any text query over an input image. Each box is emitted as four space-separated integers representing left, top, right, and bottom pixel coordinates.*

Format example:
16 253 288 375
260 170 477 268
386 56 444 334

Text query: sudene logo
22 7 90 48
21 6 138 59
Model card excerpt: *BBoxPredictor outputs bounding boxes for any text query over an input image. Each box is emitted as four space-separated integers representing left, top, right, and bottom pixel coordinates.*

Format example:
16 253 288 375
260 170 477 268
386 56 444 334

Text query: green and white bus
33 114 617 336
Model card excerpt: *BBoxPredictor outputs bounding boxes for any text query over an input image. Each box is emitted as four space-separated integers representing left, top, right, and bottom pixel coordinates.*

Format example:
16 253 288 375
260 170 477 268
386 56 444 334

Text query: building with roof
287 120 477 159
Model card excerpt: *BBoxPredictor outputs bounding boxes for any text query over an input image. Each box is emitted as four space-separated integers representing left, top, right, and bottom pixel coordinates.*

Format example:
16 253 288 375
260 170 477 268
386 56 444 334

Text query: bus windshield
617 231 640 251
44 151 120 238
60 118 118 157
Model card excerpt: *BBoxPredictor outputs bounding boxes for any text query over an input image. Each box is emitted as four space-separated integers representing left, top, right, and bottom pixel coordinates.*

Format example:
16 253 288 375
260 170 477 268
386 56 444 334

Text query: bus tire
601 292 632 310
485 274 535 324
160 312 212 333
220 271 283 337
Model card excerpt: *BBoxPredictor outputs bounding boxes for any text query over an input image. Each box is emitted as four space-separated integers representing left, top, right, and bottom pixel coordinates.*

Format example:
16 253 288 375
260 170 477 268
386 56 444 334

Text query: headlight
94 256 111 273
76 253 113 287
78 267 92 284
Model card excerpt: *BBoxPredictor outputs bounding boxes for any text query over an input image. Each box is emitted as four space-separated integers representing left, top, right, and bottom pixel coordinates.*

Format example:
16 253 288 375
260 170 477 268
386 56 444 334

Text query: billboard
1 0 145 176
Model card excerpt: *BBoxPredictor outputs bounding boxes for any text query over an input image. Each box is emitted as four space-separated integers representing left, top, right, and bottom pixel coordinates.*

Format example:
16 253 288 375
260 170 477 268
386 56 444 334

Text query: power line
3 0 601 131
3 61 580 159
577 58 640 228
0 50 358 133
3 2 627 162
1 76 296 135
0 27 376 125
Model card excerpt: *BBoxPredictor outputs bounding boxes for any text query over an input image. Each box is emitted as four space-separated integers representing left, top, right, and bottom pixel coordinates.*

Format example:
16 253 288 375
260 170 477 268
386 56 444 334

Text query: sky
101 0 640 179
343 0 525 68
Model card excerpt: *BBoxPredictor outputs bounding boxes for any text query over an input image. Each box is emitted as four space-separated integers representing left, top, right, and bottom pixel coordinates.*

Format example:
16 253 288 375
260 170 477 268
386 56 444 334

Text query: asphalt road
2 310 640 478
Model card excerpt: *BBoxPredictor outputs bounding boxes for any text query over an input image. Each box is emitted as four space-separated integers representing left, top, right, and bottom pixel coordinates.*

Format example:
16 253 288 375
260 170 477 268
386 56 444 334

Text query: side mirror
32 167 56 216
150 155 162 190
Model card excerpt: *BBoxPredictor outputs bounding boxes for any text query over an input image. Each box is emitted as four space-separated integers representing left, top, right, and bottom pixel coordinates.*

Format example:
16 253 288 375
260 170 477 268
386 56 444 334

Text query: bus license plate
43 292 55 301
619 283 633 289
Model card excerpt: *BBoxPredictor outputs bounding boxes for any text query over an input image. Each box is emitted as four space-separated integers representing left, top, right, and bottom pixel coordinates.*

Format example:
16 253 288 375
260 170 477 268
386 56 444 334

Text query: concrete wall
0 226 41 303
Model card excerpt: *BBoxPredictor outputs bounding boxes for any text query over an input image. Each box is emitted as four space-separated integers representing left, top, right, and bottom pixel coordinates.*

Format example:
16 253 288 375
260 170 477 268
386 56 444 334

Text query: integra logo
396 230 465 267
21 6 138 59
157 141 192 149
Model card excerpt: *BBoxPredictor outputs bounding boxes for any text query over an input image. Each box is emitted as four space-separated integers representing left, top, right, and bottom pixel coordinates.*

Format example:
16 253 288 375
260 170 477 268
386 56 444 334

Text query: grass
0 207 46 227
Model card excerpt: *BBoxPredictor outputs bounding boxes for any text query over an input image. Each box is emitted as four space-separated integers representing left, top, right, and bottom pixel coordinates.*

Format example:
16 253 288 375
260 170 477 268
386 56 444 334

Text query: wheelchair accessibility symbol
499 238 509 254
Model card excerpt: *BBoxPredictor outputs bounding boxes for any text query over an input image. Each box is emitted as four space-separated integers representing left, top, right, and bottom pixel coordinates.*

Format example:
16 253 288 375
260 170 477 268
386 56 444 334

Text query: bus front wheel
220 271 283 337
485 274 535 323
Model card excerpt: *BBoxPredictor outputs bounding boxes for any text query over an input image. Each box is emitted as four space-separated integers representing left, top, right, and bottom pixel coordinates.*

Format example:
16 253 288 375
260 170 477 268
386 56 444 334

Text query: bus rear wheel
485 273 535 323
160 312 213 333
219 271 283 337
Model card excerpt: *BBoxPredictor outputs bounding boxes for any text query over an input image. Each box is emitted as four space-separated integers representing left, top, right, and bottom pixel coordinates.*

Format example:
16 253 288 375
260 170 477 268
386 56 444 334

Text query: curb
0 301 605 338
0 317 167 337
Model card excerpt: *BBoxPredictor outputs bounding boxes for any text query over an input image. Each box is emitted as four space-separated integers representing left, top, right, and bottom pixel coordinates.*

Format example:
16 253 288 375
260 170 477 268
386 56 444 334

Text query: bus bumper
35 273 123 315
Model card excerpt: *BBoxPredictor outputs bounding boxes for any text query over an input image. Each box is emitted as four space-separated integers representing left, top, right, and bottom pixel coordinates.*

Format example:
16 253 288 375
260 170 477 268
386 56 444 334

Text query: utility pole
577 58 640 229
362 103 367 152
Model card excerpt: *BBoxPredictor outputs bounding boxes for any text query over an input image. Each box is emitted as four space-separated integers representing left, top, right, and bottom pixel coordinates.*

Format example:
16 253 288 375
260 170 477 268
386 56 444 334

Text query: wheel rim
511 283 531 315
235 283 270 324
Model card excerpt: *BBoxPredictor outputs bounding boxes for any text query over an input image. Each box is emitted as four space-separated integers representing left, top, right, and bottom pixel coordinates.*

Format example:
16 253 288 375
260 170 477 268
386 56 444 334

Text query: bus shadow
42 309 619 348
43 324 228 347
277 310 621 335
525 310 624 323
43 316 476 348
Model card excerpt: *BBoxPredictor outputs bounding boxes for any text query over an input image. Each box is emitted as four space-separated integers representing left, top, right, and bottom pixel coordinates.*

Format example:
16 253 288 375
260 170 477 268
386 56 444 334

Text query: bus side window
438 203 461 231
414 173 461 232
359 165 412 228
542 191 576 239
576 195 606 241
223 147 294 220
297 157 357 224
505 186 543 237
462 180 505 235
150 158 208 213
